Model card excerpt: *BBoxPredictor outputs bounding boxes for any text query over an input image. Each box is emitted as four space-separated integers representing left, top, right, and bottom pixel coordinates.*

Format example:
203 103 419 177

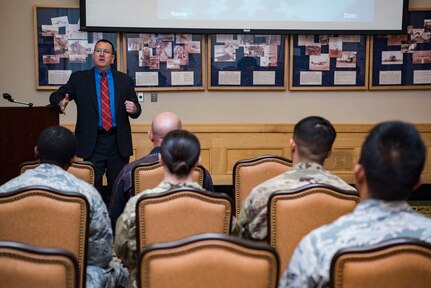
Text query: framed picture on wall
370 8 431 90
208 34 288 90
289 34 369 90
34 5 118 90
123 33 205 91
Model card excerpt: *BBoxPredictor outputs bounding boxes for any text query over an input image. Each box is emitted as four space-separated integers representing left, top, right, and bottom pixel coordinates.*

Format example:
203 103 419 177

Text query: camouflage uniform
237 162 356 241
0 164 128 288
279 199 431 288
114 181 205 288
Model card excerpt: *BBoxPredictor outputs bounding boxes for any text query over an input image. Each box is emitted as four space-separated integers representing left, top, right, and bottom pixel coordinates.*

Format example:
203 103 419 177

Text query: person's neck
292 155 324 167
163 173 193 184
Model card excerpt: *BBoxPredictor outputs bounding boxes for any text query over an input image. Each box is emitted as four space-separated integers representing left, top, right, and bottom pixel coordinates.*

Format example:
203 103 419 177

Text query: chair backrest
136 187 232 250
330 237 431 288
19 160 96 186
268 184 359 275
233 154 292 218
0 186 89 288
132 161 206 195
138 233 280 288
0 241 79 288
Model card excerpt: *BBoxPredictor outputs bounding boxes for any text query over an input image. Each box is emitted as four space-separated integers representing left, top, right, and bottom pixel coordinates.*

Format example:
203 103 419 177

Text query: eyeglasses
95 48 113 54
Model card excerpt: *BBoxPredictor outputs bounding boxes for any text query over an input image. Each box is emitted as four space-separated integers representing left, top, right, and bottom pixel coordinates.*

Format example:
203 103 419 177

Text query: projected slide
157 0 374 22
84 0 405 32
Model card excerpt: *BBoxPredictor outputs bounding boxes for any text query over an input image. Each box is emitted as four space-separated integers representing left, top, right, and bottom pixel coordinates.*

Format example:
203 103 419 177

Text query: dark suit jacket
50 68 141 158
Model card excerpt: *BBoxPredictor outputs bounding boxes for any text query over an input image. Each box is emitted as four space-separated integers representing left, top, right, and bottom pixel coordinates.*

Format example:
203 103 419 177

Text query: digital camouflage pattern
279 199 431 288
237 162 357 241
0 163 128 288
114 181 205 288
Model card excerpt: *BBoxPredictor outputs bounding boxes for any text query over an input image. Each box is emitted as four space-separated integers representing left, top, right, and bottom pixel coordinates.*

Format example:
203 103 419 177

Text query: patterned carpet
409 201 431 218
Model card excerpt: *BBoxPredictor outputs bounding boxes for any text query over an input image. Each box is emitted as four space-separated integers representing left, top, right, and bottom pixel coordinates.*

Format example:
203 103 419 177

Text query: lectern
0 106 58 185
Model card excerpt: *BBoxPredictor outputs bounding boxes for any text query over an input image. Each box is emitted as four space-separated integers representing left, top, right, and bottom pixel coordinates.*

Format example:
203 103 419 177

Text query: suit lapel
113 70 122 111
87 68 98 111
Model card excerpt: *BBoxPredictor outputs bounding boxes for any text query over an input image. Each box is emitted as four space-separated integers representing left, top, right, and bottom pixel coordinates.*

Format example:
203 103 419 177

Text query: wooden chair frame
132 161 206 195
19 160 96 186
232 154 292 218
268 183 359 275
136 187 233 251
330 237 431 288
0 241 79 288
0 186 89 288
138 233 280 288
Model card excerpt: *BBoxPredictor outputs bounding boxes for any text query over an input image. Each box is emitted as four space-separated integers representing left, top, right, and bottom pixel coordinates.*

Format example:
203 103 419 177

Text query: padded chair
132 161 206 195
137 233 280 288
0 241 79 288
136 187 233 251
268 184 359 274
330 237 431 288
0 186 89 288
233 154 292 218
19 160 96 186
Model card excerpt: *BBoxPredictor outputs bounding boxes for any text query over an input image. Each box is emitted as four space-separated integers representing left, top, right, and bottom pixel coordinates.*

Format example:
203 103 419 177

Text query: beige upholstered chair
233 154 292 218
0 186 89 288
132 161 206 195
0 241 79 288
19 160 96 186
137 233 280 288
136 187 232 251
330 237 431 288
268 184 359 274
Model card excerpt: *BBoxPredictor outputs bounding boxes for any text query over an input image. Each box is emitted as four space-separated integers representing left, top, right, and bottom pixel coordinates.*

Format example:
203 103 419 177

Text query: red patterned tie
100 71 112 131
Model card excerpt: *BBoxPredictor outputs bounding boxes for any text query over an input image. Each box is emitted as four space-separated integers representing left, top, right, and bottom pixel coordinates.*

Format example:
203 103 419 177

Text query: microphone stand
2 93 33 107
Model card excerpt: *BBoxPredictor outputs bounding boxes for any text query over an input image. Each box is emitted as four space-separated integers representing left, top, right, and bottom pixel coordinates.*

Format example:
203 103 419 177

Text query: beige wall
1 0 430 125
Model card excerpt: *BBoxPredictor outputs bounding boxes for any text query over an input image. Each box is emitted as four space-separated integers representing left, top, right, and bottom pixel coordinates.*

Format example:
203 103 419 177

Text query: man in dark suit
50 39 142 205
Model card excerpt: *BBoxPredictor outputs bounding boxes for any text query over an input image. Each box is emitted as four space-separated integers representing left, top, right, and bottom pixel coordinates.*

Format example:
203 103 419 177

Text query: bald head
149 112 182 146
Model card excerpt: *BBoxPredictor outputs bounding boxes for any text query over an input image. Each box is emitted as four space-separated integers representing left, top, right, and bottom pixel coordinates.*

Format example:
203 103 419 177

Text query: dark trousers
86 132 129 206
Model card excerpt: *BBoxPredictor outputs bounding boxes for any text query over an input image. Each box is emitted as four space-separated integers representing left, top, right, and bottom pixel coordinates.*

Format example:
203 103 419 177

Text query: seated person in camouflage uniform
279 121 431 288
108 112 214 232
237 116 356 241
114 129 210 288
0 126 128 288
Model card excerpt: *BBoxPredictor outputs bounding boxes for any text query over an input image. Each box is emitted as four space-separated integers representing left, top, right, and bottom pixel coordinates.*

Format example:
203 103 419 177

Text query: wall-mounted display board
370 9 431 90
208 34 287 90
123 33 204 91
289 34 369 91
34 5 118 90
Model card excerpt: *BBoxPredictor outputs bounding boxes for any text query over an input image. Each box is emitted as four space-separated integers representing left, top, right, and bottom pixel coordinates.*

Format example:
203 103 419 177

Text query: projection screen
80 0 408 34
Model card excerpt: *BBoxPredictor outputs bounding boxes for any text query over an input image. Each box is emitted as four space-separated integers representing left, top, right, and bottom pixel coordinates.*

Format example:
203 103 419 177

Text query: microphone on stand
3 93 33 107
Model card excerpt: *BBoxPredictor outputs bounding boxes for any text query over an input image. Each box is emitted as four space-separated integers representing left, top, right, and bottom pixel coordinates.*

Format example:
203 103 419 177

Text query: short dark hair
95 39 115 54
359 121 425 200
293 116 336 162
160 130 200 177
37 126 76 167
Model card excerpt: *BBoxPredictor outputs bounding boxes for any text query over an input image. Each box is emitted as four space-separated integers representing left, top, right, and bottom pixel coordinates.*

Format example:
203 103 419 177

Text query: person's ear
290 138 296 153
413 174 423 191
326 149 333 159
354 163 365 186
148 130 154 142
111 54 115 64
354 163 369 200
34 146 39 159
